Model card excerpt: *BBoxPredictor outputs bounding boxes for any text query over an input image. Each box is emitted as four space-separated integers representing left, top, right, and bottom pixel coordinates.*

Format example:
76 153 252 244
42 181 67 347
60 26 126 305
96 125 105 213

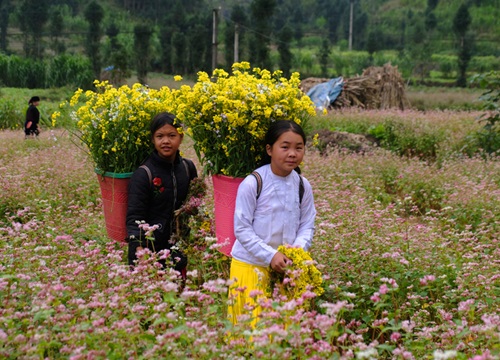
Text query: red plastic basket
96 172 132 242
212 174 244 256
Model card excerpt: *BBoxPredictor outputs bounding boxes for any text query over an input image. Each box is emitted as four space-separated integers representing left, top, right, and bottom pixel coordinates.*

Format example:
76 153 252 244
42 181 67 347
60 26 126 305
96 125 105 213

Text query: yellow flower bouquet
52 80 178 174
270 245 324 307
175 62 316 178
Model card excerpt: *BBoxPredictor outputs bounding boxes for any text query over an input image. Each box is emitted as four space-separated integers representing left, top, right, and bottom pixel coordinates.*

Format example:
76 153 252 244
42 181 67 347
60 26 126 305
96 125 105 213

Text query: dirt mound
301 63 410 111
314 129 379 155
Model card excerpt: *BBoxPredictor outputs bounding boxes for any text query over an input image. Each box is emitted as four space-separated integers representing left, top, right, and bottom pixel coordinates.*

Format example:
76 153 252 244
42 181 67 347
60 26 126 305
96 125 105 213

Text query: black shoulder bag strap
250 171 263 200
250 170 304 204
139 165 153 185
139 159 191 188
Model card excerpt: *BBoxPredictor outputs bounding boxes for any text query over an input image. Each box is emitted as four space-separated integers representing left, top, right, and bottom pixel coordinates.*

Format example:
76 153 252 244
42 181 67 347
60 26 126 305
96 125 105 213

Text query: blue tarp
306 77 344 111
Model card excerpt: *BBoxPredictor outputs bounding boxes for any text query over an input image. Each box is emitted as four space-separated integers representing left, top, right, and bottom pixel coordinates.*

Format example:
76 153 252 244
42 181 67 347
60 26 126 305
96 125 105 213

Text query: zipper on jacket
170 166 178 234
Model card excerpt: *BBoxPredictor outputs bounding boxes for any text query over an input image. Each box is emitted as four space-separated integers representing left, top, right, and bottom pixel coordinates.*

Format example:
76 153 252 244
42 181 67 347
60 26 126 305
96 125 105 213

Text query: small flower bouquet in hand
52 80 178 174
175 62 316 178
270 245 324 307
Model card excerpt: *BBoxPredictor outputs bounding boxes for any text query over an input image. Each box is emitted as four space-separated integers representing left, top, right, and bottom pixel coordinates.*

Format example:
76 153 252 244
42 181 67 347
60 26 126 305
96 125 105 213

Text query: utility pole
349 0 354 51
234 24 239 64
212 8 219 71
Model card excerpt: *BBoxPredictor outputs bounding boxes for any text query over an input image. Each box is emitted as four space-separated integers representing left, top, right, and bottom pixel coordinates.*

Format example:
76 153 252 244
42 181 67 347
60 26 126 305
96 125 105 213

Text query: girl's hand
270 252 291 273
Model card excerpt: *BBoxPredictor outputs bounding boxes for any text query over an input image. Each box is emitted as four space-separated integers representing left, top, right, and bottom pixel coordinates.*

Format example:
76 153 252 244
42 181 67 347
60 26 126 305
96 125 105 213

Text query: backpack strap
140 160 192 190
298 175 304 205
139 165 152 185
250 171 263 200
251 170 304 205
182 158 191 180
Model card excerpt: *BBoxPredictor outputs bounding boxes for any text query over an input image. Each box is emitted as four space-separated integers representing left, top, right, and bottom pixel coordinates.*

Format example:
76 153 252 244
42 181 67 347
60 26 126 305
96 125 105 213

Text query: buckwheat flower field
0 109 499 359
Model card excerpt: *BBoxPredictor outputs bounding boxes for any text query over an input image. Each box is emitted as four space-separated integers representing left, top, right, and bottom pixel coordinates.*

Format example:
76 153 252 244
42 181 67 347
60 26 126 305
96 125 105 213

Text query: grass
406 86 484 111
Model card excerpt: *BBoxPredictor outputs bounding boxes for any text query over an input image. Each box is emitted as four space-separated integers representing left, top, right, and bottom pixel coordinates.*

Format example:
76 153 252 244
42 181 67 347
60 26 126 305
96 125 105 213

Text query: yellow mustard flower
273 245 324 308
174 62 315 177
58 81 178 174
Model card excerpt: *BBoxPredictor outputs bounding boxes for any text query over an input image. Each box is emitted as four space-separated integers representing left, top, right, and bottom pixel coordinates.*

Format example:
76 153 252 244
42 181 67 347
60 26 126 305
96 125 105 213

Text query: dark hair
28 96 40 104
260 120 306 171
150 112 181 137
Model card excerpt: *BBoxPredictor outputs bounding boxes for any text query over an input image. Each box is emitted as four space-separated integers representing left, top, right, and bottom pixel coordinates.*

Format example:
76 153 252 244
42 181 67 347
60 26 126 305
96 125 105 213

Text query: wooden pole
212 8 219 71
234 24 239 64
349 0 354 51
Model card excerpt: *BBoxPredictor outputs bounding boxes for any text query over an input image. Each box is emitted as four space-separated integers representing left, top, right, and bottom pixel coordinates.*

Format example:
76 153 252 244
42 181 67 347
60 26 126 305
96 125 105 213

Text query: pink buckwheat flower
419 275 436 286
370 292 381 302
390 332 402 342
379 284 389 295
458 299 475 312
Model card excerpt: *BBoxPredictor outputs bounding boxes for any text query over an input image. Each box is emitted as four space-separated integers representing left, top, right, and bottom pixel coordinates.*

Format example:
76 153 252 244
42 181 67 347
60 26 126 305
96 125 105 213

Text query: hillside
0 0 498 86
3 0 499 56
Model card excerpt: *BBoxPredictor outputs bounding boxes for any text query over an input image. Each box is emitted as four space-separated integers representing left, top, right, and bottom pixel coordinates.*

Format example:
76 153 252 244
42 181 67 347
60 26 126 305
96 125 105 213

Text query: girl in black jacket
126 112 197 276
24 96 41 138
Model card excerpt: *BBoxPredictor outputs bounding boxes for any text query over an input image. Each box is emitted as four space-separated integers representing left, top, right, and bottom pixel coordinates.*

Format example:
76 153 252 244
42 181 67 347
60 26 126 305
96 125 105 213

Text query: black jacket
24 105 40 130
126 150 197 254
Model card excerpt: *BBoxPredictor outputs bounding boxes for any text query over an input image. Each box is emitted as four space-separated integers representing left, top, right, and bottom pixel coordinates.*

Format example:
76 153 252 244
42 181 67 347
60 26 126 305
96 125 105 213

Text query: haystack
301 63 410 110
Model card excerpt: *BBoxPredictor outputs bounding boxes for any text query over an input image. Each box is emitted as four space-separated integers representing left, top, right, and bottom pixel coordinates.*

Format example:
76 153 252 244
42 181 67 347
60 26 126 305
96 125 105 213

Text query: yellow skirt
227 258 270 327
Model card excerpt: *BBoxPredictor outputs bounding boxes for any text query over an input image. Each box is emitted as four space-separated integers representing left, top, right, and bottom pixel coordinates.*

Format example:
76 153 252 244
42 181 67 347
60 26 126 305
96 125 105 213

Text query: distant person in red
24 96 41 139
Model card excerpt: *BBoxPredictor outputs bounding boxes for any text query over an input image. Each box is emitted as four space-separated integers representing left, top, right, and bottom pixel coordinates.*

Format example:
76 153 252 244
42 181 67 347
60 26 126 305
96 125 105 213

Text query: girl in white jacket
228 120 316 327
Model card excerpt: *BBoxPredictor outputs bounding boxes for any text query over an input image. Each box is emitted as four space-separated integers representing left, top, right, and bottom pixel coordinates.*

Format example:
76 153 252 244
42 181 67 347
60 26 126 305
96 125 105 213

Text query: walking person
228 120 317 327
126 112 197 281
24 96 41 139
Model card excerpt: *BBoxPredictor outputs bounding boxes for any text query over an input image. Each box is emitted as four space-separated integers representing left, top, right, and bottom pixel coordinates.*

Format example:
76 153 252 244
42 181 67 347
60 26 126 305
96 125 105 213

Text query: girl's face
266 130 305 177
153 123 183 162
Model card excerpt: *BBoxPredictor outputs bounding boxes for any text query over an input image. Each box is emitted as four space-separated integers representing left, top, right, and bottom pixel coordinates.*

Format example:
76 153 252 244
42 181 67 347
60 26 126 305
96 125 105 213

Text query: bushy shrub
431 54 457 79
470 56 500 74
331 51 370 77
465 71 500 156
311 110 473 160
0 55 7 86
367 120 445 160
0 98 23 130
0 54 93 89
2 56 47 88
47 55 94 89
368 161 446 215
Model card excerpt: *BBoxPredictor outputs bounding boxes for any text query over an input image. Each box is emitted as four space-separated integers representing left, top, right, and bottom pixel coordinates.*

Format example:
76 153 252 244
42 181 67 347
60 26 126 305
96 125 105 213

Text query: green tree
48 6 65 55
84 0 104 81
470 71 500 154
159 24 175 74
427 0 439 11
341 0 368 50
316 0 346 44
0 0 11 52
18 0 49 59
290 6 304 43
453 3 473 87
159 0 186 74
134 24 153 84
223 4 247 71
105 23 130 85
318 37 331 77
424 8 437 32
188 19 210 74
171 31 186 75
366 30 378 64
406 9 434 82
277 24 293 77
249 0 276 70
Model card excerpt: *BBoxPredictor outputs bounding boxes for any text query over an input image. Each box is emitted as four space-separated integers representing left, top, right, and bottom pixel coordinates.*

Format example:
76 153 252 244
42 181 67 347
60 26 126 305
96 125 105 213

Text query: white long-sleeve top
231 164 316 267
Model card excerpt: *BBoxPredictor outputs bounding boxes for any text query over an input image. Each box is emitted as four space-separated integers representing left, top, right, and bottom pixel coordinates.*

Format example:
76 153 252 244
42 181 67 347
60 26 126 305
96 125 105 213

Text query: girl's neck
269 164 292 177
